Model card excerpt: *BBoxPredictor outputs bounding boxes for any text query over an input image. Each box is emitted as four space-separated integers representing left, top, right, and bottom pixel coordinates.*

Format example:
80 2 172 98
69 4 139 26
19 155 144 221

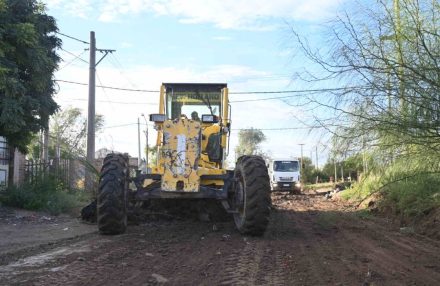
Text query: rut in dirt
1 192 440 286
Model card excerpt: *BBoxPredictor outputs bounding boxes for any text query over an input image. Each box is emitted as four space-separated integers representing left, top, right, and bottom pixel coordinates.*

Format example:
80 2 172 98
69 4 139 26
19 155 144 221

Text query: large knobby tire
97 153 129 235
232 155 271 236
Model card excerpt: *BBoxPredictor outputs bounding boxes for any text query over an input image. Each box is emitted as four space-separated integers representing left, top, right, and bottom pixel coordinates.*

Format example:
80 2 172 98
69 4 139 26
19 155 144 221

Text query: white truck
268 158 301 192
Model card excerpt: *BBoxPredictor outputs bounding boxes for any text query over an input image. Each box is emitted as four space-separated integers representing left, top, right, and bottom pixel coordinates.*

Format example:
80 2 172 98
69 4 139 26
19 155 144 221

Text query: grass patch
340 182 375 201
0 176 90 215
342 165 440 221
380 175 440 218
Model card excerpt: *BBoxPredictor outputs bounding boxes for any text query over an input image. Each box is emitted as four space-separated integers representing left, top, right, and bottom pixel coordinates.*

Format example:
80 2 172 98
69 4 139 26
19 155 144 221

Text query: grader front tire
97 153 129 235
233 155 271 236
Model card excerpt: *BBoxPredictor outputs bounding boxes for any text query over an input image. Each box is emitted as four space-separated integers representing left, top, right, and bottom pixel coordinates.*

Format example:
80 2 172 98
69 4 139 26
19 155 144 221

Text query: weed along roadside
0 175 90 216
341 173 440 240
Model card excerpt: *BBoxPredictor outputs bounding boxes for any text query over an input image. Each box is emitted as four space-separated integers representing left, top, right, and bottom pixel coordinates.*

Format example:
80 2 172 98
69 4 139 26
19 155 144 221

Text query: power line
108 53 139 89
230 87 355 95
58 49 88 70
96 71 116 111
61 98 157 105
102 122 156 129
58 94 316 105
231 126 325 131
100 122 325 131
230 94 309 103
56 31 89 44
55 79 159 93
55 79 358 96
58 94 326 106
102 123 138 129
59 48 88 64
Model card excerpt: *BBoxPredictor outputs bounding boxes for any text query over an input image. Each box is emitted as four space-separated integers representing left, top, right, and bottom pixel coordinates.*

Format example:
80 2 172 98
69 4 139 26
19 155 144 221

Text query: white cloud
44 0 63 7
53 63 321 161
45 0 345 29
48 0 92 19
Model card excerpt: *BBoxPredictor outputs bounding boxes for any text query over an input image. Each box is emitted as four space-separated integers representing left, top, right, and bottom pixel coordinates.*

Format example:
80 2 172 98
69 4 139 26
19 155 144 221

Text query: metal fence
0 137 8 188
24 158 71 186
0 137 8 166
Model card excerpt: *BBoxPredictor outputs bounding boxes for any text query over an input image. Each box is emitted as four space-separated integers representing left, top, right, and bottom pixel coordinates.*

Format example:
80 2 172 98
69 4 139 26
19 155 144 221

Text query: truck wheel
232 155 271 236
97 153 129 235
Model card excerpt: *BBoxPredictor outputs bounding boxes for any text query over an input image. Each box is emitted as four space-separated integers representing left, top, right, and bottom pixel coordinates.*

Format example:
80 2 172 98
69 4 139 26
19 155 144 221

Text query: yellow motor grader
97 83 271 235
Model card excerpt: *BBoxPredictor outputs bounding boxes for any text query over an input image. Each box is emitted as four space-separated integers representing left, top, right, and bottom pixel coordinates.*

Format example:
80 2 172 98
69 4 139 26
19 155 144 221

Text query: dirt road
1 191 439 285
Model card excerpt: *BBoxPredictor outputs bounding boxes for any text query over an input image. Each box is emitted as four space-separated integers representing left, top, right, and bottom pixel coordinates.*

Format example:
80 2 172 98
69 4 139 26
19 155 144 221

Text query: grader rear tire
232 155 271 236
97 153 129 235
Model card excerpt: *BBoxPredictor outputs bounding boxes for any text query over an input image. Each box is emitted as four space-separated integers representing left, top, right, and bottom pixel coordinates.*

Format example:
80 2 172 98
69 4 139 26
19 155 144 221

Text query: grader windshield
165 83 225 120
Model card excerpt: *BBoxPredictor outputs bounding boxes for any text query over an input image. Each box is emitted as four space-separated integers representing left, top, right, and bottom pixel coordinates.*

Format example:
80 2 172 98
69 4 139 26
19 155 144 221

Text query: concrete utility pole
138 117 141 168
340 162 344 182
39 131 43 159
315 145 318 170
298 143 305 187
42 128 49 162
141 114 149 173
394 0 405 109
145 127 149 172
85 31 116 192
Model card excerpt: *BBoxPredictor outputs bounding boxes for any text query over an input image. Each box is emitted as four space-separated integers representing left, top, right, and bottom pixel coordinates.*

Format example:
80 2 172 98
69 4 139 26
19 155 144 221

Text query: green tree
321 154 363 183
0 0 61 152
322 161 335 181
144 145 158 166
294 0 440 155
300 157 315 183
292 1 440 219
343 154 363 180
28 107 104 159
234 128 266 158
293 0 440 175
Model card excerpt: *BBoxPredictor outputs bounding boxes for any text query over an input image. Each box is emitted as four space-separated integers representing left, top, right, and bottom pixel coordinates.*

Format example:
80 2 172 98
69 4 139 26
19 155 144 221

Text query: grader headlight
201 114 218 123
149 114 166 123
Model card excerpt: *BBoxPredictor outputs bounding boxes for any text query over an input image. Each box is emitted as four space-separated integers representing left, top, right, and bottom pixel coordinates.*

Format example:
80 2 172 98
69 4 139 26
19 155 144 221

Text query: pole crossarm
96 49 116 67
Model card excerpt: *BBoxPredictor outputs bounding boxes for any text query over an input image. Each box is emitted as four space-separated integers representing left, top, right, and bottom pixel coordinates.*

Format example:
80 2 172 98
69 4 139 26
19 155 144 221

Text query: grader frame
96 83 271 236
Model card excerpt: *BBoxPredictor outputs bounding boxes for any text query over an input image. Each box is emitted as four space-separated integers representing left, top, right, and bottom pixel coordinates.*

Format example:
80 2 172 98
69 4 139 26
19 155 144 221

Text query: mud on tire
232 155 271 236
97 153 129 235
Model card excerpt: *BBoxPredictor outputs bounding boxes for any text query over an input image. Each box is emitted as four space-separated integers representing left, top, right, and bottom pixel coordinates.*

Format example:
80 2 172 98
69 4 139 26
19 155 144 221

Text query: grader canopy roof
164 83 227 120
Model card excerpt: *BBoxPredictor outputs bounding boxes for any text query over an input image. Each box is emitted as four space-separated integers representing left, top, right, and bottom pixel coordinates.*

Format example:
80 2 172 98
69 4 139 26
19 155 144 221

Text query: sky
43 0 348 167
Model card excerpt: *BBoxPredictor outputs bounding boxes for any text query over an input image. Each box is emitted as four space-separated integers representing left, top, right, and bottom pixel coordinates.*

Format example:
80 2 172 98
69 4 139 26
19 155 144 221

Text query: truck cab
268 158 301 192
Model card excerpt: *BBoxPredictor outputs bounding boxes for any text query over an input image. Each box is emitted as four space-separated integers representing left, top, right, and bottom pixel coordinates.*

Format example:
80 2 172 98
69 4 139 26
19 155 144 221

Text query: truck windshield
273 161 299 172
166 90 221 120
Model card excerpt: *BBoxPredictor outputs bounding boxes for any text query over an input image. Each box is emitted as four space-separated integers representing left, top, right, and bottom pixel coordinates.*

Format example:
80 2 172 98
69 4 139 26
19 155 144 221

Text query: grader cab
97 83 271 236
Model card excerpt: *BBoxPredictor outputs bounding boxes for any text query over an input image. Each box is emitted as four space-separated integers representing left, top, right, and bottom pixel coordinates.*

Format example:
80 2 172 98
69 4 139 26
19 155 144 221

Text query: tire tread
234 155 271 236
97 153 128 235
